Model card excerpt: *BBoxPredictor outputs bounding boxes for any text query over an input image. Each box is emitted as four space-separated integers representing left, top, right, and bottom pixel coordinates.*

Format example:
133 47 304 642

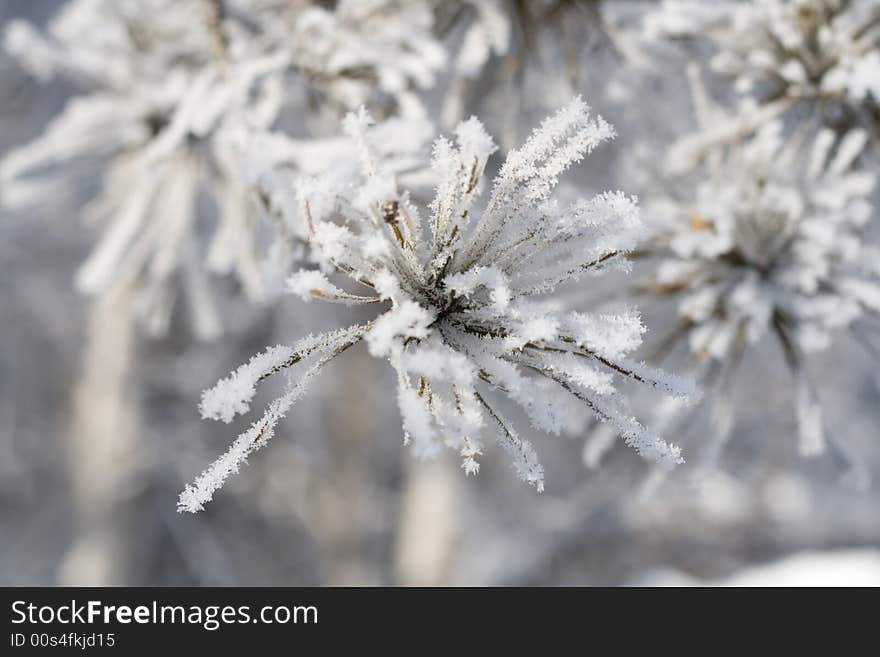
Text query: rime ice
179 98 696 511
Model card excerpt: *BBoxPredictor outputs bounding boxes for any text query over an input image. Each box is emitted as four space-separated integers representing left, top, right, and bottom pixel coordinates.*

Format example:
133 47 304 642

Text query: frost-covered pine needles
178 98 697 512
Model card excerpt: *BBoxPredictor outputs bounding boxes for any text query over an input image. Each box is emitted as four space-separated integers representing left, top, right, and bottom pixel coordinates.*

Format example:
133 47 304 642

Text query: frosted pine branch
199 345 296 424
178 323 370 512
180 99 697 511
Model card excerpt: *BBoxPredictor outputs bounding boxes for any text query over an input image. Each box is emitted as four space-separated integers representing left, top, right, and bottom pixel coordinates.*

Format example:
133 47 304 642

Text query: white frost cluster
645 0 880 158
1 0 445 337
646 120 878 456
654 121 877 356
178 98 697 511
633 3 880 471
242 112 436 266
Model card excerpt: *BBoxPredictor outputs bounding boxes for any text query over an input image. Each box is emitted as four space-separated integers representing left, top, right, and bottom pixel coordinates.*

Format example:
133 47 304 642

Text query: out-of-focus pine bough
0 0 445 337
642 118 878 479
644 0 880 171
438 0 642 143
633 0 880 481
